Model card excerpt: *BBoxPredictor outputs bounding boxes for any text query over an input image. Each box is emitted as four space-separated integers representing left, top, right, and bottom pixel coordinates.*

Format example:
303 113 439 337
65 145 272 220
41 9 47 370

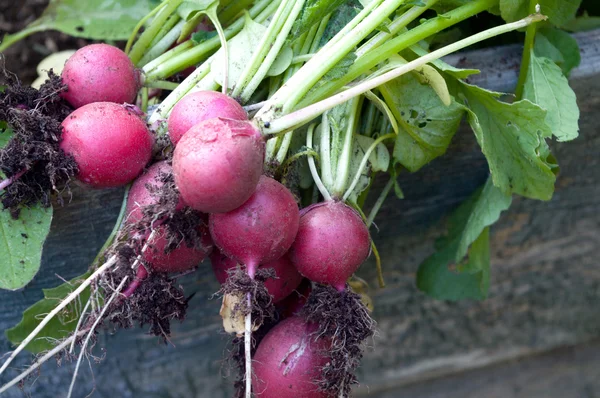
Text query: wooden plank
0 30 599 397
371 340 600 398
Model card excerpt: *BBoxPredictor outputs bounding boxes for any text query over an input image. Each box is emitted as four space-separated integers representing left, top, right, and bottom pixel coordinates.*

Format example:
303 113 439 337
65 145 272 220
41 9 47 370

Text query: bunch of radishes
53 42 375 397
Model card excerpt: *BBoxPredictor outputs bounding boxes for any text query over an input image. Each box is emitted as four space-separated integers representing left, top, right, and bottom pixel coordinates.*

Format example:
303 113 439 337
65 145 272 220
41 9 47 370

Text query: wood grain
0 30 599 397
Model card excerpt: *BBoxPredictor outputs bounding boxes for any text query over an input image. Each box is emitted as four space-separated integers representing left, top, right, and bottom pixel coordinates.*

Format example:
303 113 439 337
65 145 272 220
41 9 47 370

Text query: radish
60 102 153 188
275 278 312 319
211 250 303 303
61 44 140 108
252 316 331 398
209 175 299 277
290 201 371 291
173 117 265 213
125 161 212 273
126 161 184 224
167 91 247 145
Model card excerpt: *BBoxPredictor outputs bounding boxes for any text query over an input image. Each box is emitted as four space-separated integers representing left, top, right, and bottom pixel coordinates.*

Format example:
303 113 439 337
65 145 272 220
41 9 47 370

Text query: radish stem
262 12 547 134
307 124 332 201
342 133 395 202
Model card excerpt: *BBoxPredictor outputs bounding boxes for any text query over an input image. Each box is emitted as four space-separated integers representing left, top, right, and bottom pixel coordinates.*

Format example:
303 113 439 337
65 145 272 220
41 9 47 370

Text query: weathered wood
373 340 600 398
0 30 599 397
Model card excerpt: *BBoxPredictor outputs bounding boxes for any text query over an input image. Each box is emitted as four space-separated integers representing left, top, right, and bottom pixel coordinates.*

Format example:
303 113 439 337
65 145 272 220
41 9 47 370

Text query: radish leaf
417 177 511 301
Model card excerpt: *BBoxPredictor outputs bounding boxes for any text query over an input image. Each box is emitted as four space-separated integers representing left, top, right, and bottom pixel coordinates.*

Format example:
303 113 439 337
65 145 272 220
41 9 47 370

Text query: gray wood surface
0 30 599 398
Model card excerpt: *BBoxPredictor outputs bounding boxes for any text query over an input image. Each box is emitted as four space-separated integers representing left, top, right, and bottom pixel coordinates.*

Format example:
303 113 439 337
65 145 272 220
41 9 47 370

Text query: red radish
290 201 370 291
209 175 299 277
253 316 331 398
275 278 312 319
168 91 247 145
61 44 140 108
211 250 303 303
142 224 212 273
60 102 153 188
173 117 265 213
126 161 184 224
125 161 212 273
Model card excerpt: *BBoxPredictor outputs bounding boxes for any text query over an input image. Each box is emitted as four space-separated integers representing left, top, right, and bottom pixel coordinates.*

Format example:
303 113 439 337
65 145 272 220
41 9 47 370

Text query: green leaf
0 206 53 290
212 14 266 88
192 29 218 43
459 82 556 200
499 0 582 27
291 0 350 41
6 271 94 353
417 177 511 301
0 132 53 291
536 27 581 76
177 0 219 43
562 13 600 32
379 73 465 172
523 51 579 142
346 134 390 202
0 0 159 51
177 0 217 20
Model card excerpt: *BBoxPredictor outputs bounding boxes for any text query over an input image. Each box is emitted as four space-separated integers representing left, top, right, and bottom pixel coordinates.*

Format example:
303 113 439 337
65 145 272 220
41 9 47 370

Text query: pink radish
172 117 265 213
290 201 370 291
168 91 247 145
253 316 331 398
60 102 153 188
209 175 299 277
61 44 140 108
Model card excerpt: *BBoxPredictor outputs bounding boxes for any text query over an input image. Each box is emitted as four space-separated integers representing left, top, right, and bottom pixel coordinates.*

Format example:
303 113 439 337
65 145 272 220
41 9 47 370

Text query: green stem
515 1 539 100
143 0 277 81
342 133 395 202
204 7 229 94
147 56 214 124
148 13 181 48
256 0 403 120
355 0 439 58
262 11 546 135
129 0 184 65
278 148 319 173
125 0 166 54
138 19 185 67
299 0 497 108
320 112 333 189
307 124 332 201
0 25 46 53
232 0 302 101
332 97 362 198
220 0 255 26
144 80 180 90
366 175 395 227
141 87 149 113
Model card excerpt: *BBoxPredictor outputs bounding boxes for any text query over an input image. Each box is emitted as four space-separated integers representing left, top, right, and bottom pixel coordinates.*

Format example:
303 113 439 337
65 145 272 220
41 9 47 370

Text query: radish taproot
60 102 153 188
211 249 303 303
173 117 265 213
290 201 371 291
61 44 140 108
252 316 332 398
168 91 247 145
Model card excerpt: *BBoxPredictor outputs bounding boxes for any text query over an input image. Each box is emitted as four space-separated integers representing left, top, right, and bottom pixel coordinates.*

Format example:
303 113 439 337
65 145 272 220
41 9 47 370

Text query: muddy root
300 284 376 396
0 63 77 214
